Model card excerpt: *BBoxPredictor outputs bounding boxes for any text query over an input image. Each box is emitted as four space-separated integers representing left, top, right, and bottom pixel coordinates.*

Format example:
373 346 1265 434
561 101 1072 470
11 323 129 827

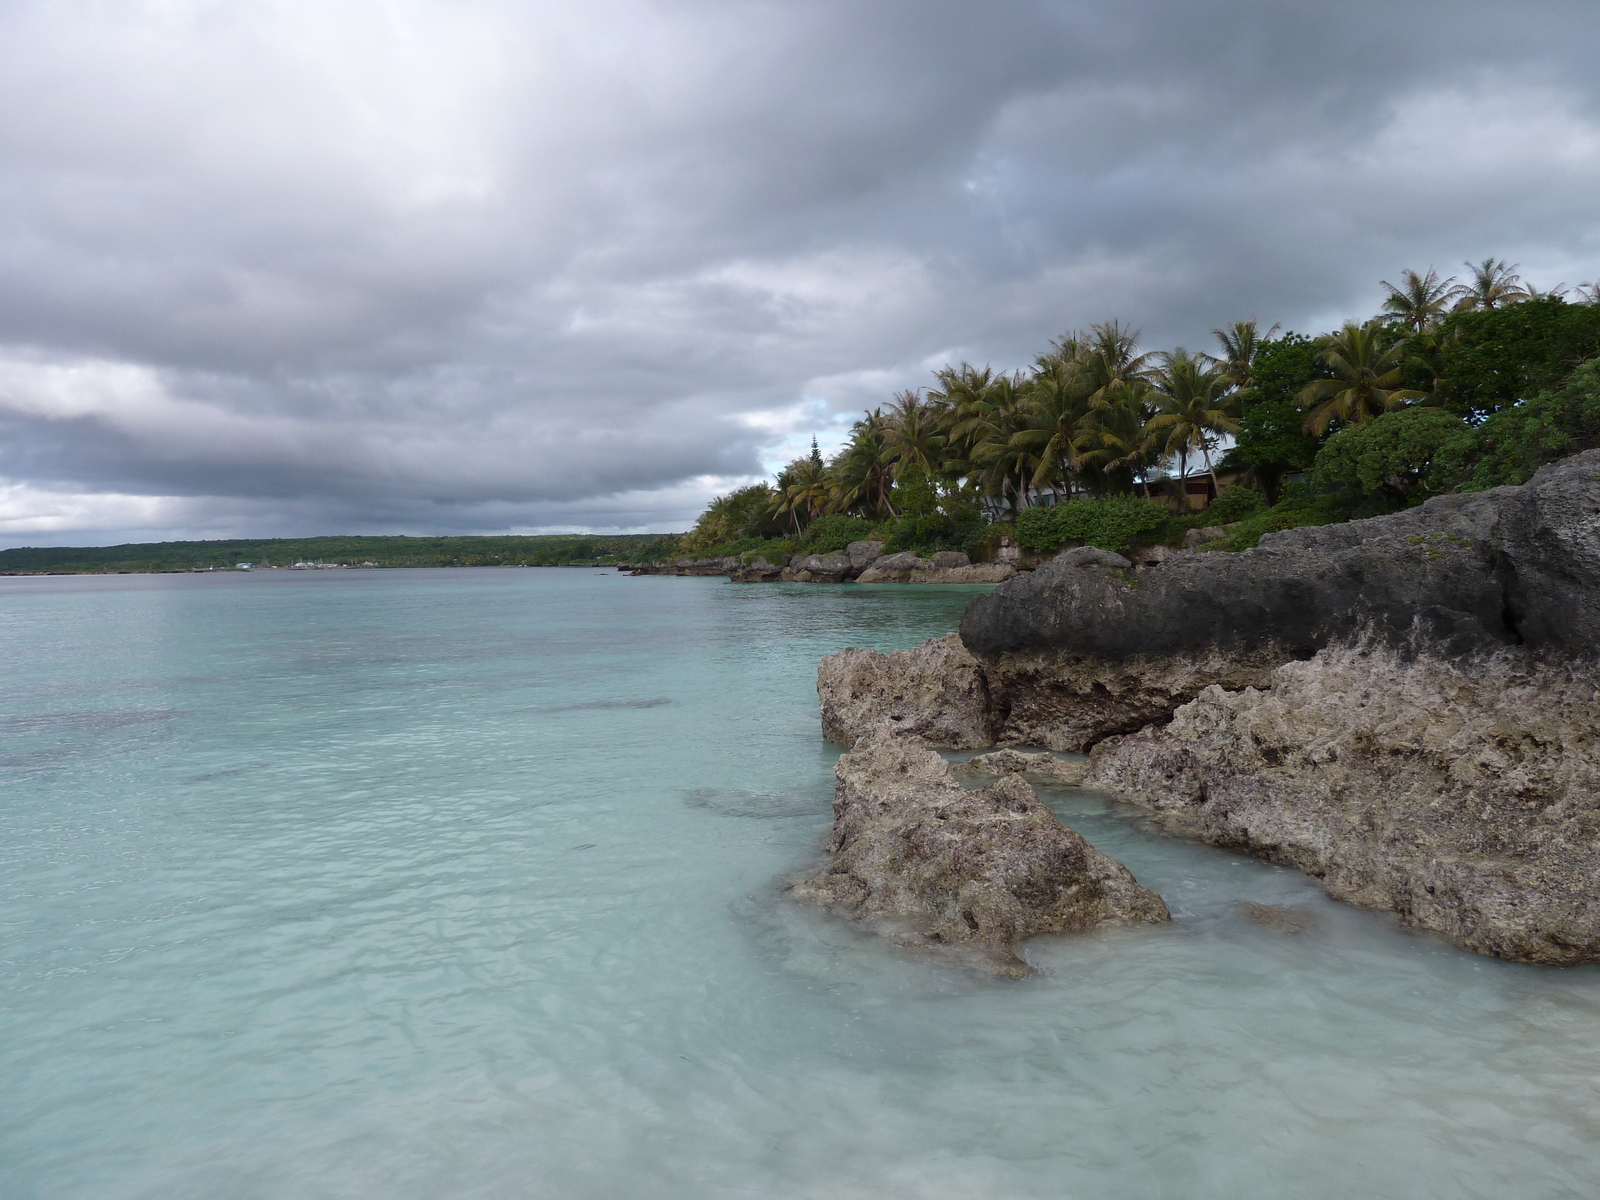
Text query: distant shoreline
0 533 685 575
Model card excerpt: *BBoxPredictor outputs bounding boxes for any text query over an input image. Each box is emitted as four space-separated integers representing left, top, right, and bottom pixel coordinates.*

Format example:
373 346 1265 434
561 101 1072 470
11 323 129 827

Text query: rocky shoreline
805 451 1600 966
617 539 1023 584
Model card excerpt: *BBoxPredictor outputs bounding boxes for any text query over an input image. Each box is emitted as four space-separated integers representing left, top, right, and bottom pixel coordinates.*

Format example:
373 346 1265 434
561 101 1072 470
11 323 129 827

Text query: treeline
0 533 685 574
685 259 1600 559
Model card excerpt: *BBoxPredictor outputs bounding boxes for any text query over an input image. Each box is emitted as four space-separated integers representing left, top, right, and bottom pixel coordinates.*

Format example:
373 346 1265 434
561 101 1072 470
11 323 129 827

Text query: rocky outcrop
951 465 1589 750
955 748 1088 786
846 540 885 571
629 556 740 576
1082 642 1600 964
781 552 854 582
854 550 933 582
817 633 996 748
857 550 1018 584
729 556 785 582
788 730 1170 975
815 451 1600 964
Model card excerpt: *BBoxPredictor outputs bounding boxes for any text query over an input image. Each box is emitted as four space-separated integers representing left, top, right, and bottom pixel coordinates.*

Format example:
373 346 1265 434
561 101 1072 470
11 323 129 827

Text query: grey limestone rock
846 540 885 570
817 633 995 748
1083 643 1600 964
955 748 1088 786
1183 526 1227 548
729 557 784 583
1054 546 1133 569
916 562 1019 584
930 550 971 569
855 551 933 582
788 729 1169 975
816 451 1600 964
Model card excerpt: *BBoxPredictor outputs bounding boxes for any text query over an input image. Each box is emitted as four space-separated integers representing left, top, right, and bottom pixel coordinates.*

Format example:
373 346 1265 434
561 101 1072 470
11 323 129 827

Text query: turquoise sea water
3 568 1600 1199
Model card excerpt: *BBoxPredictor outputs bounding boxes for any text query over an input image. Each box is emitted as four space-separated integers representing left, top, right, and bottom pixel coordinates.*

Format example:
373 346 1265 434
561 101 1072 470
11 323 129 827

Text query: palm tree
1523 281 1569 302
883 390 948 477
1009 354 1093 498
1380 268 1464 332
772 456 830 535
1146 349 1239 497
829 410 899 518
1455 258 1529 311
1296 322 1425 435
1078 321 1154 411
1076 379 1159 495
1212 318 1279 389
926 363 997 482
964 373 1038 509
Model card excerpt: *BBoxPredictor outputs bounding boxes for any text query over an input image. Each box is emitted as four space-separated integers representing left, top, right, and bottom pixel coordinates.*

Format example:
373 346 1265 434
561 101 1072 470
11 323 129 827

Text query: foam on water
3 569 1599 1199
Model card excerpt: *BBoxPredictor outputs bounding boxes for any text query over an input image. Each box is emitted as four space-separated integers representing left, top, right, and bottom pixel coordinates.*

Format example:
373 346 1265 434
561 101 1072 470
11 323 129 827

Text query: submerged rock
1236 902 1319 935
788 730 1169 976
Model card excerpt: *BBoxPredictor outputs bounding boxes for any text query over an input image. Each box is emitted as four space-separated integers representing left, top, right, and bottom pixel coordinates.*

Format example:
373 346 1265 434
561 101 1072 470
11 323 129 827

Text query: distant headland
0 533 685 575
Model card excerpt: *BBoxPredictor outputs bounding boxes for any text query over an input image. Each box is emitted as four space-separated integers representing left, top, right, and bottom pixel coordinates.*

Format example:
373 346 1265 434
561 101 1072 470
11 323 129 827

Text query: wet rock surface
787 730 1170 976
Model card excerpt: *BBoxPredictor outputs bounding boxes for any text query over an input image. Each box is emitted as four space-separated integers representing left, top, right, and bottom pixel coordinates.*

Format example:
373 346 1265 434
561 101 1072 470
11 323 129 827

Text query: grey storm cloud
2 0 1599 543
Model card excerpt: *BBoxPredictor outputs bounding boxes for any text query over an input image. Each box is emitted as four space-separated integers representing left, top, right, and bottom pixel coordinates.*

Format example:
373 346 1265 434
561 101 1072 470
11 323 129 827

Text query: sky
3 0 1600 546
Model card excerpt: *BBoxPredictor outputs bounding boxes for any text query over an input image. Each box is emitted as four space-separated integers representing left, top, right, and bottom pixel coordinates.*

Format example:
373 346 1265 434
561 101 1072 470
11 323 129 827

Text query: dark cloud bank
2 0 1599 545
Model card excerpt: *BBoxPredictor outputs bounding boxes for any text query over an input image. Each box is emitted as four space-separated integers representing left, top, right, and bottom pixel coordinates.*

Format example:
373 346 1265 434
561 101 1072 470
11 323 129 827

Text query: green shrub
799 514 877 554
738 539 797 565
880 481 988 556
1314 408 1475 498
1015 496 1172 554
1205 485 1263 524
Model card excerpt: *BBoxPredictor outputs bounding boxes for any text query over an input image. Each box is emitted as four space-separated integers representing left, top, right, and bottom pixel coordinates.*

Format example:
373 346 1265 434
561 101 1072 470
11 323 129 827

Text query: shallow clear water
3 569 1599 1199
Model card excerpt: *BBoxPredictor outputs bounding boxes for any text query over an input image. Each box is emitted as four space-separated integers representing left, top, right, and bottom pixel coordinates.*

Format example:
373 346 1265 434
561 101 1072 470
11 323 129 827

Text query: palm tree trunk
1201 441 1219 502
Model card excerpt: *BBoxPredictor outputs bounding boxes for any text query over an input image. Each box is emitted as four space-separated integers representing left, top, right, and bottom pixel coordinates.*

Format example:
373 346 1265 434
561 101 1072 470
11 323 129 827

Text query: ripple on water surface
2 569 1598 1200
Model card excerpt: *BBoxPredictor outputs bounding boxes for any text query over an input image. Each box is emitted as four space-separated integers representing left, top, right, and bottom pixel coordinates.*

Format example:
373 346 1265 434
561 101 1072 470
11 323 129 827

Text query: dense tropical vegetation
0 534 684 574
686 259 1600 558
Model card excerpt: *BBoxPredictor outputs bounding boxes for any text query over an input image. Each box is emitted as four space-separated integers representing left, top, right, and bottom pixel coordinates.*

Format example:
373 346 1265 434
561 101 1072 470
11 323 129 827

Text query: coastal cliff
815 451 1600 964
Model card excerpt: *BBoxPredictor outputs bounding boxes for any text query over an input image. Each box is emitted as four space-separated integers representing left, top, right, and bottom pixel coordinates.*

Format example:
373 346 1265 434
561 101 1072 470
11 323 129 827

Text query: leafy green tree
1218 399 1320 503
1297 322 1425 435
1443 356 1600 488
683 484 784 550
1313 408 1475 500
1432 297 1600 421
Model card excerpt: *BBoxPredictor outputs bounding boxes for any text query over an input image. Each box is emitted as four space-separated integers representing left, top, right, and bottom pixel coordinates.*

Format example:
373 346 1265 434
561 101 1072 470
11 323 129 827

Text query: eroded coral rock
788 730 1169 975
955 749 1088 786
1083 644 1600 964
817 633 995 748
